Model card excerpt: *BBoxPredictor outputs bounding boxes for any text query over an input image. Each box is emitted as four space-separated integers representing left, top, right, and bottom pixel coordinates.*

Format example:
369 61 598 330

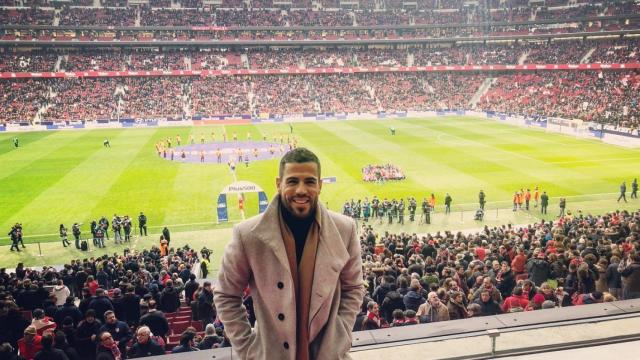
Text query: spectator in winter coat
74 310 102 359
473 290 502 316
159 280 181 313
55 297 83 327
99 310 132 355
416 292 450 322
88 289 114 323
31 309 57 335
403 280 425 311
138 301 169 339
526 252 551 286
17 326 42 360
511 248 527 274
52 280 71 307
447 291 468 320
184 274 199 306
606 255 623 299
618 252 640 299
380 284 405 323
495 262 516 299
502 287 529 313
121 286 141 326
197 281 215 327
33 333 68 360
127 326 165 358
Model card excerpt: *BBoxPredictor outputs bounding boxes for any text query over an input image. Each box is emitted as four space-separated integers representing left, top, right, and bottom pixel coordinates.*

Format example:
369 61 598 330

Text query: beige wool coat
214 197 364 360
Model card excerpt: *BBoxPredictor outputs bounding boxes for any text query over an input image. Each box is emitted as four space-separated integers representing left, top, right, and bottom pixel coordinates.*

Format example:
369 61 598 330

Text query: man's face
481 292 490 302
101 333 114 347
106 313 116 324
277 162 322 219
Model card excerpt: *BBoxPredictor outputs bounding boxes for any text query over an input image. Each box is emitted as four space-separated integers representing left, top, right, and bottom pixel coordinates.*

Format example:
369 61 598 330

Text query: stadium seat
171 321 190 335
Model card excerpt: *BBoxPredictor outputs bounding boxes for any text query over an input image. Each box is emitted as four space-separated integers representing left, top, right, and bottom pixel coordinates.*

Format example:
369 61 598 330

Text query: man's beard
282 194 317 219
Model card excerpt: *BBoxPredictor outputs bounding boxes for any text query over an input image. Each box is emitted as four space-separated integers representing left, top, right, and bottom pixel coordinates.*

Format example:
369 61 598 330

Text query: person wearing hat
17 326 42 360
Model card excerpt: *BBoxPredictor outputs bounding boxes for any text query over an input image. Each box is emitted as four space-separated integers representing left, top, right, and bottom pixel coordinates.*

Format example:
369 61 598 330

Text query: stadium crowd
1 70 638 127
355 208 640 329
1 208 638 358
1 39 638 74
362 164 406 182
2 2 636 27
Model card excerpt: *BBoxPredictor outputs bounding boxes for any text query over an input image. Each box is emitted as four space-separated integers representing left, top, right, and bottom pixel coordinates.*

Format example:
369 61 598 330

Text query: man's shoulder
325 209 356 233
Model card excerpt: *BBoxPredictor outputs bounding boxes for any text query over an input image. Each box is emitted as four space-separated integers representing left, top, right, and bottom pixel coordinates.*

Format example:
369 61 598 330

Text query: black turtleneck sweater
281 201 315 265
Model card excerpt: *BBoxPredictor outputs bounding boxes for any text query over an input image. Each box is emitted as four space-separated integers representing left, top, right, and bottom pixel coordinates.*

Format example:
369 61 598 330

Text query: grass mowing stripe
0 131 56 157
397 119 587 196
0 131 86 182
0 130 117 234
420 117 636 195
4 129 141 236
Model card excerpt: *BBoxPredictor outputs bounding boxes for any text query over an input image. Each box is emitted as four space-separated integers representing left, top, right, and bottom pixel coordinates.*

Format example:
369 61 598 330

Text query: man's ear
318 178 323 193
276 177 281 190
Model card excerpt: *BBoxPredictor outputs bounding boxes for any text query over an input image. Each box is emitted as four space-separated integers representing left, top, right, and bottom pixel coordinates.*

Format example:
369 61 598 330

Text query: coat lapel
308 204 350 341
253 197 292 277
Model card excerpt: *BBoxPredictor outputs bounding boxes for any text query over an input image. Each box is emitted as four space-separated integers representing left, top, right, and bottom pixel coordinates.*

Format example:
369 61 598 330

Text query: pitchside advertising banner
216 181 268 223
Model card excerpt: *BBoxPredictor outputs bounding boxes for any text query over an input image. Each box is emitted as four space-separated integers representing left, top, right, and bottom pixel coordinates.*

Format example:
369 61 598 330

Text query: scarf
278 199 320 360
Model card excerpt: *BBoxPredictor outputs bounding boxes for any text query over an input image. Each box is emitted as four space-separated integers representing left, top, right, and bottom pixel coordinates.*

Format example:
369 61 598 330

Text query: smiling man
215 147 364 360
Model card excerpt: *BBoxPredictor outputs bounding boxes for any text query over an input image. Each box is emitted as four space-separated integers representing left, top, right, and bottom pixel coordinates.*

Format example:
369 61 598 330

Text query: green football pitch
1 116 639 270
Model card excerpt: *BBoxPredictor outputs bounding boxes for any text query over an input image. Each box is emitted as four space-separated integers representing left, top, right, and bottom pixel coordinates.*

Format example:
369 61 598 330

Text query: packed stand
41 79 118 121
0 8 54 25
524 41 587 64
0 53 57 73
140 8 215 27
479 70 640 128
121 77 188 119
589 39 640 64
190 76 251 116
58 7 136 26
0 79 50 124
0 245 235 359
355 209 640 330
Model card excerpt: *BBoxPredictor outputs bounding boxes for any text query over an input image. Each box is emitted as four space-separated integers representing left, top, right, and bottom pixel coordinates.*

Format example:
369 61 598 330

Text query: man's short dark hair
278 148 321 178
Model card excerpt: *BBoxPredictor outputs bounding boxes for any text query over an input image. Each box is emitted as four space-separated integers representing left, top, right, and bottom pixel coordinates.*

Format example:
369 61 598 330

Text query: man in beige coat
215 147 364 360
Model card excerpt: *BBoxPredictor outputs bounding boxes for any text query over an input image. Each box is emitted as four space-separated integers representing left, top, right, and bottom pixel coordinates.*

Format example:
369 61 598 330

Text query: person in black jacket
197 282 215 328
0 302 30 352
526 252 551 286
88 289 114 323
34 333 68 360
138 301 169 339
473 290 502 316
53 331 80 360
159 280 181 313
127 326 165 358
55 297 83 326
121 286 141 327
99 311 131 355
75 310 102 359
197 324 221 350
606 255 623 299
184 274 199 306
380 284 405 324
95 331 120 360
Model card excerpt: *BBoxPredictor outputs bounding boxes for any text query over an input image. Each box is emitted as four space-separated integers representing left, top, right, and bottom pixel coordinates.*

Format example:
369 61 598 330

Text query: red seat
168 334 181 343
190 321 203 332
21 310 33 321
175 315 191 323
171 321 190 335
